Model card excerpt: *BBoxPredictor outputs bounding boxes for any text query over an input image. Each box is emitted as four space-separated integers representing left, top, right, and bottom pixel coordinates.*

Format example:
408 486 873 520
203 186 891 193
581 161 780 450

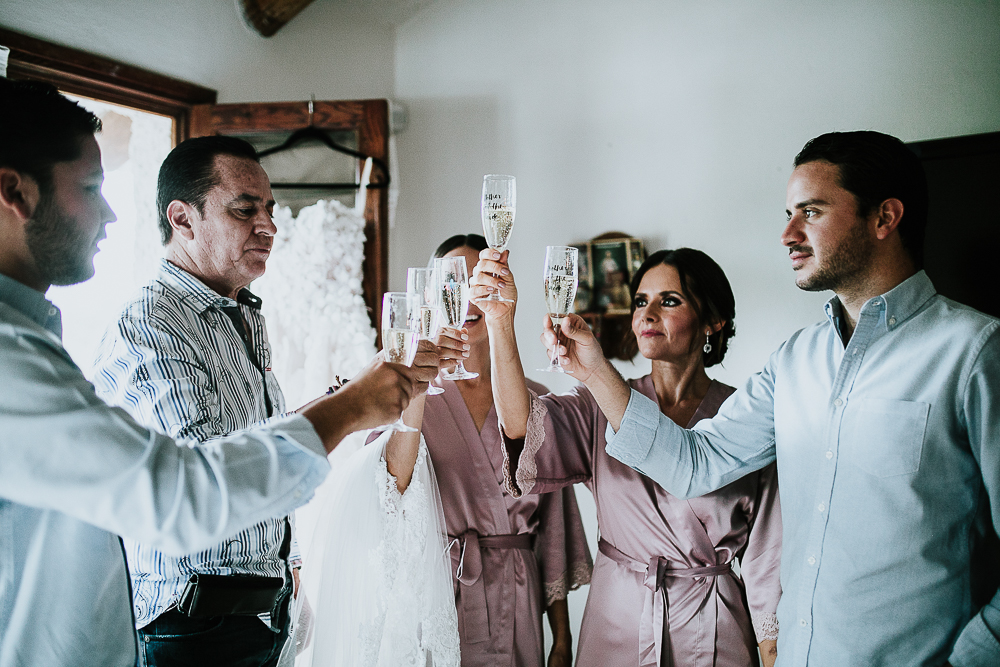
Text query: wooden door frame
1 27 217 143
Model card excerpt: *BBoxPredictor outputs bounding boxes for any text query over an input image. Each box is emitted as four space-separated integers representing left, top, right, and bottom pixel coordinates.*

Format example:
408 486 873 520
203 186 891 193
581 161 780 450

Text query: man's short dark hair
156 135 261 244
794 130 928 268
0 79 102 192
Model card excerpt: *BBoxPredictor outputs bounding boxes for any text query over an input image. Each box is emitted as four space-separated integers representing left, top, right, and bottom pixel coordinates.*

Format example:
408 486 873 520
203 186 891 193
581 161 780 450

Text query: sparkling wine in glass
478 174 516 303
407 267 444 396
434 256 479 380
380 291 421 432
539 246 579 373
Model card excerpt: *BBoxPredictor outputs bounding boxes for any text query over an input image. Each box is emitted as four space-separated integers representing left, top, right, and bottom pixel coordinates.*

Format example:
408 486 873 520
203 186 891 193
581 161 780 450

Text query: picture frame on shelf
572 243 593 313
591 236 645 314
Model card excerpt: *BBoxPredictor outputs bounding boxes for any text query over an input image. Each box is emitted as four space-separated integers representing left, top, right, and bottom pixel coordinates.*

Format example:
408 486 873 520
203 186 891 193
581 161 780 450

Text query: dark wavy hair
621 248 736 367
156 135 260 245
0 79 101 193
432 233 489 260
794 130 928 268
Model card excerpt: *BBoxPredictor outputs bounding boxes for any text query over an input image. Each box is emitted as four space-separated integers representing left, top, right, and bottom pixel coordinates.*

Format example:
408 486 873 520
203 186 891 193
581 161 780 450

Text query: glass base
426 385 445 395
441 368 479 380
537 365 573 374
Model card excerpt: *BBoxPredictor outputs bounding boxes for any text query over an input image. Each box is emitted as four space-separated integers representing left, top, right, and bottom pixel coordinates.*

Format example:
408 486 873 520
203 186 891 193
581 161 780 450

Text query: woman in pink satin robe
373 234 592 667
472 247 782 667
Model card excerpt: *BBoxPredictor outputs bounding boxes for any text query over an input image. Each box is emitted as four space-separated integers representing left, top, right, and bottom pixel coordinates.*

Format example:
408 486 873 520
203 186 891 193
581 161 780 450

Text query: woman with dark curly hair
472 247 782 667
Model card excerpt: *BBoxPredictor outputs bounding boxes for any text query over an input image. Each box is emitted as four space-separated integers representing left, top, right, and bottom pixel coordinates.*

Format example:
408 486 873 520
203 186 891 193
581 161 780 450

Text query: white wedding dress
258 162 460 667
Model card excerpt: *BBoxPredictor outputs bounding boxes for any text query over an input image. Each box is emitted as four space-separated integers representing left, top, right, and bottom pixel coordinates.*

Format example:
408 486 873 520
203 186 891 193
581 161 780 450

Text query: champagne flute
478 174 516 303
539 246 579 373
379 291 421 432
407 267 444 396
434 256 479 380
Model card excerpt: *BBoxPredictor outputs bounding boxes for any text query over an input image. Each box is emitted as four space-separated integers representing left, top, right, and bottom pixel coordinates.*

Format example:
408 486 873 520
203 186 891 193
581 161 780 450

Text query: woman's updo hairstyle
432 233 489 260
621 247 736 368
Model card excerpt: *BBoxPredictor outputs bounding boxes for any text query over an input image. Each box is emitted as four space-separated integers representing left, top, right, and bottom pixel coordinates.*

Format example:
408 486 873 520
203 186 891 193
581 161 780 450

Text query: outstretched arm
471 248 533 438
539 312 631 432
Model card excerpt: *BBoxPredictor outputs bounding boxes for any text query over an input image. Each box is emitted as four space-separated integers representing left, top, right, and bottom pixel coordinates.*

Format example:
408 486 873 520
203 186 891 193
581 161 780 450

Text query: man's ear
873 198 905 241
0 168 41 223
166 200 197 241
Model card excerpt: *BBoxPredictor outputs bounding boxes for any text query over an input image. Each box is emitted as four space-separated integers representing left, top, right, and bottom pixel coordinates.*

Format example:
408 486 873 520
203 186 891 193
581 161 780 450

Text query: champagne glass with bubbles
478 174 516 303
539 246 579 373
434 256 479 380
407 267 444 396
379 291 421 432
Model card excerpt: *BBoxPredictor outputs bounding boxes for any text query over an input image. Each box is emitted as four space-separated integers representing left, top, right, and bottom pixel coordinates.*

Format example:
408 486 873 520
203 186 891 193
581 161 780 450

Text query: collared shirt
93 259 300 629
606 271 1000 667
0 272 329 667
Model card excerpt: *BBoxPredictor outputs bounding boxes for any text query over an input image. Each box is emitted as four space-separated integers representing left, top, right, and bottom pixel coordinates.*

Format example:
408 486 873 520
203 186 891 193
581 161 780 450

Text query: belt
598 538 734 667
447 530 534 643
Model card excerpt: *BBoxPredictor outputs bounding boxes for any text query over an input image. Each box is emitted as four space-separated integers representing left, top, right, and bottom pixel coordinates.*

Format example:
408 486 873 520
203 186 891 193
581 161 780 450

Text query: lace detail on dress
356 439 460 667
500 389 548 498
753 612 779 642
542 559 595 606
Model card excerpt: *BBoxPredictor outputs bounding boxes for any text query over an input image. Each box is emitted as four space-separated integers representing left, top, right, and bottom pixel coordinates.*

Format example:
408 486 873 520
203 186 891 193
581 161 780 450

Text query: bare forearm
385 394 425 492
546 598 572 666
758 639 777 667
488 318 532 439
583 359 631 432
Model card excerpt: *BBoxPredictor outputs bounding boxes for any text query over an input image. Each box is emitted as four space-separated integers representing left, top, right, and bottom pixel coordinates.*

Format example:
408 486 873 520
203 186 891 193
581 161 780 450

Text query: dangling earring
703 330 712 354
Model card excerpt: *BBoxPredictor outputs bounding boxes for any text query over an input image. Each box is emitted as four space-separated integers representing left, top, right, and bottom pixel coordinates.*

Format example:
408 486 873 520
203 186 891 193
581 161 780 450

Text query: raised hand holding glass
434 256 479 380
477 174 516 303
539 246 579 373
379 291 421 432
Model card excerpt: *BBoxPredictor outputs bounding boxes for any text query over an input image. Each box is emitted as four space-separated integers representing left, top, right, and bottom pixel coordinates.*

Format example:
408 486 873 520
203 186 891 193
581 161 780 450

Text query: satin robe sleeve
738 461 782 642
502 385 600 497
533 484 594 606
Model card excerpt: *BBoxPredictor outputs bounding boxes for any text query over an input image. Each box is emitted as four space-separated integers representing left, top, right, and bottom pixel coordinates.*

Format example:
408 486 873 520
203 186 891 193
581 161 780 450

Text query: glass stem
549 323 562 370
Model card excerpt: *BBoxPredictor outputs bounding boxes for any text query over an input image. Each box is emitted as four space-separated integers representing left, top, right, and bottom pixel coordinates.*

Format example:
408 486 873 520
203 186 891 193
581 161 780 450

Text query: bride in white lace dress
256 163 459 667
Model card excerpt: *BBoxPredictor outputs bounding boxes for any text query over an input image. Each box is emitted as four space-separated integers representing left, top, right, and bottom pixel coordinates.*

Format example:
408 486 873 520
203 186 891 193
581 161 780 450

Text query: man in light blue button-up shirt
0 80 430 667
538 131 1000 666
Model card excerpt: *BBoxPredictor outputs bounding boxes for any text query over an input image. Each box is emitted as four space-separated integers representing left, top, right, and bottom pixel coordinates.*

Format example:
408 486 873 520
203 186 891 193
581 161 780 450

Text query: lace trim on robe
500 388 548 499
543 560 595 607
754 612 779 642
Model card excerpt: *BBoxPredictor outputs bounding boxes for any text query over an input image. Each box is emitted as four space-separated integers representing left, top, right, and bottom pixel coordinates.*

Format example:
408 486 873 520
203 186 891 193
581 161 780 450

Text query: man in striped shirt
91 136 360 666
1 80 432 667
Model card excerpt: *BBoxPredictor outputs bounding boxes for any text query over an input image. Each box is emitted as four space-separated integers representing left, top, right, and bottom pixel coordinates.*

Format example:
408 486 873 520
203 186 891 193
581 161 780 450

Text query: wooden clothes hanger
257 98 390 190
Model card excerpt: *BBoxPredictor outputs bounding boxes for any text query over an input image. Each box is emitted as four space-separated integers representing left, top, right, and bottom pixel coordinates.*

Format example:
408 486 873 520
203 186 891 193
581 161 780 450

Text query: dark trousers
137 602 290 667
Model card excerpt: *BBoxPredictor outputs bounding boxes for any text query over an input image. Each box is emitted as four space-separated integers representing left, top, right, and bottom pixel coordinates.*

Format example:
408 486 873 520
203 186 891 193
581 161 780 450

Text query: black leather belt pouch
177 574 284 618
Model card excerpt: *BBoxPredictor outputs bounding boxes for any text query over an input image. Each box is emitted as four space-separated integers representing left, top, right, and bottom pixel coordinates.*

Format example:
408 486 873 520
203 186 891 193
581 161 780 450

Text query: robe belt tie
447 531 534 643
598 538 734 667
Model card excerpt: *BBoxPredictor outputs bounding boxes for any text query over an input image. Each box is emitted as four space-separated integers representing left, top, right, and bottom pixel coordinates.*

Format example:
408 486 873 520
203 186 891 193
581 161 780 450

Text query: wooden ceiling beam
238 0 318 37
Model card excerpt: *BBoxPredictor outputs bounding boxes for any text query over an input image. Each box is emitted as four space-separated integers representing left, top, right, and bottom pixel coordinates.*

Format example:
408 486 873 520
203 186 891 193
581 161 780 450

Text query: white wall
2 0 396 102
391 0 1000 650
392 0 1000 392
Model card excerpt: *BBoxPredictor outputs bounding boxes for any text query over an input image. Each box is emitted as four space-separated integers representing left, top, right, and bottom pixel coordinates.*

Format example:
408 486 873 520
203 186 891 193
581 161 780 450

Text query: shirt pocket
842 398 929 477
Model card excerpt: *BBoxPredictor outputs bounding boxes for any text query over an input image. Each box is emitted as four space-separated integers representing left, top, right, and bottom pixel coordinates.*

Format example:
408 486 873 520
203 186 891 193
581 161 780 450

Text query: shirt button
853 348 859 355
826 451 833 459
807 556 816 565
834 398 843 407
48 307 57 316
872 299 881 306
888 316 896 326
799 618 808 627
817 503 825 512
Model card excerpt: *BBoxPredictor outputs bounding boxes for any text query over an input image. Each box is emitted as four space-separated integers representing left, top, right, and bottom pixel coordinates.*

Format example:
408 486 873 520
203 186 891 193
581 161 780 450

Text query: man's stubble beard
24 189 98 287
794 216 875 294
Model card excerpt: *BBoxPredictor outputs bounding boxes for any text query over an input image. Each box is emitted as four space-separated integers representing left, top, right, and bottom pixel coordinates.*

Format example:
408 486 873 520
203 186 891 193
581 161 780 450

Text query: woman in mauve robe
472 247 782 667
374 236 593 667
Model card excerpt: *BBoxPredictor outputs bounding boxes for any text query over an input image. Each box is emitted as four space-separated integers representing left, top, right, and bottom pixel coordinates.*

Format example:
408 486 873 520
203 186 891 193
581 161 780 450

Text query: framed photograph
572 243 594 313
592 238 644 314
